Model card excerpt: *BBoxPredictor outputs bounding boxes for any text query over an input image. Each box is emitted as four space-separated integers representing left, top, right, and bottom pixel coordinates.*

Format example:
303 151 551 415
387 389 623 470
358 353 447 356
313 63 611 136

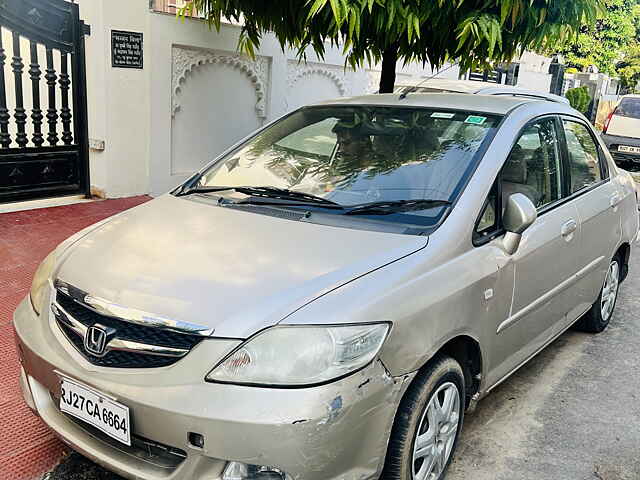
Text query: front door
490 116 583 383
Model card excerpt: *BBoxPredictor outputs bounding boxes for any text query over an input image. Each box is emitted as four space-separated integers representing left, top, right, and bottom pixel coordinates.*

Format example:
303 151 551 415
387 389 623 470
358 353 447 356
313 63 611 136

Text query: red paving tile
0 196 151 480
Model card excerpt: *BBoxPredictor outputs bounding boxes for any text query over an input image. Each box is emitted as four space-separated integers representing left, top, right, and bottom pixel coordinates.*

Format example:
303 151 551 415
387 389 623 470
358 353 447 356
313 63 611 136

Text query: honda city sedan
14 92 639 480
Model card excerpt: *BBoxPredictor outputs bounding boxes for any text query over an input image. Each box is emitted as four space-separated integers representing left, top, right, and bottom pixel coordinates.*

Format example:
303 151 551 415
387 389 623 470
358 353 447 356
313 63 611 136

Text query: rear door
559 118 622 319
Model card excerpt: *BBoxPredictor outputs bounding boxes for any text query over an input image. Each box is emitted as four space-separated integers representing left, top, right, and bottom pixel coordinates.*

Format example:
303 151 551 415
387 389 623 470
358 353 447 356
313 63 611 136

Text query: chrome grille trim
52 302 189 358
54 279 214 337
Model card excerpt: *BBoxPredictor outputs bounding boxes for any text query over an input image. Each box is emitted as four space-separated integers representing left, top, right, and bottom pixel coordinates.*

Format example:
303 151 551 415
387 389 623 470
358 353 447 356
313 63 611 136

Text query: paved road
46 249 640 480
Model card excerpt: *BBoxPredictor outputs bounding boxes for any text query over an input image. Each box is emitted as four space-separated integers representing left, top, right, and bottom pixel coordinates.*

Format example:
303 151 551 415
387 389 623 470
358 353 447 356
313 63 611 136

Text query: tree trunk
379 44 398 93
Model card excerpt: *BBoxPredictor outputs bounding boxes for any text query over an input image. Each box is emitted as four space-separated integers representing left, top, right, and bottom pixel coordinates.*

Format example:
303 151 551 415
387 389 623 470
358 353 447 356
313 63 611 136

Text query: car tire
575 255 621 333
382 355 465 480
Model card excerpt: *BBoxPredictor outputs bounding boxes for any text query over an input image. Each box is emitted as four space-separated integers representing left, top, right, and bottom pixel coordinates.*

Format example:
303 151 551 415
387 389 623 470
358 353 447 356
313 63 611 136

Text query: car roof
394 78 500 93
393 78 570 105
311 92 538 115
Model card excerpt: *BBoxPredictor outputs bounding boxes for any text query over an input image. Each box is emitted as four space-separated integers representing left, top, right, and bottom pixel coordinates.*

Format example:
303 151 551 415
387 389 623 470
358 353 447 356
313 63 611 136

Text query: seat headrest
502 145 527 184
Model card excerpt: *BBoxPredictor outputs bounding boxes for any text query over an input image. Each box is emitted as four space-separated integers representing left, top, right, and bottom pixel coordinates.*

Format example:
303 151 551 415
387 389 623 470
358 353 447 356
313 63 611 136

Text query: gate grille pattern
0 0 90 203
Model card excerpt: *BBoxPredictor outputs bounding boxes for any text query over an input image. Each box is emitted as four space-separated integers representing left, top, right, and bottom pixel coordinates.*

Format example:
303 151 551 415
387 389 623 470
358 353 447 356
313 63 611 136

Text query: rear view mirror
502 193 537 254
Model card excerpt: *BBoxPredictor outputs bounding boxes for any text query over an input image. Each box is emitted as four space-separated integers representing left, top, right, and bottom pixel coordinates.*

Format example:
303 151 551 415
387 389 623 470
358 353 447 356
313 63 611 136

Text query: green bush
565 86 592 114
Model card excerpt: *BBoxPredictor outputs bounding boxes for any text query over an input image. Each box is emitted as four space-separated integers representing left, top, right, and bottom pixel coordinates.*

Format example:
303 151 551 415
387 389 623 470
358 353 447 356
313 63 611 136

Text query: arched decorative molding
284 60 352 111
172 45 269 118
287 61 350 97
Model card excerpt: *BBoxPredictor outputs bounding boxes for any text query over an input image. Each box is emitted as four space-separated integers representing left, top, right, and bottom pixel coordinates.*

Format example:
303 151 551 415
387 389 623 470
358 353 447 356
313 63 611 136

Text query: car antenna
398 62 460 100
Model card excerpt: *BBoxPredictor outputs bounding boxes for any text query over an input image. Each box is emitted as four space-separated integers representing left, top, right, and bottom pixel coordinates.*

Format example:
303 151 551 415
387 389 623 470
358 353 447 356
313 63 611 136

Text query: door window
476 199 496 233
501 118 563 210
474 181 500 244
562 120 605 193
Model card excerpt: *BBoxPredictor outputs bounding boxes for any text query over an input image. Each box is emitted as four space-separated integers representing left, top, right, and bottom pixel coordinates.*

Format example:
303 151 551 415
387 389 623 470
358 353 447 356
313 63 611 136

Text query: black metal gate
466 63 520 86
0 0 89 203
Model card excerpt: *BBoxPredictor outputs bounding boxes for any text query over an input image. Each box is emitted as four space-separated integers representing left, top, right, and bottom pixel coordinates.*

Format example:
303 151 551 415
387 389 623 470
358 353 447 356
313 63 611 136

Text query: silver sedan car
14 93 639 480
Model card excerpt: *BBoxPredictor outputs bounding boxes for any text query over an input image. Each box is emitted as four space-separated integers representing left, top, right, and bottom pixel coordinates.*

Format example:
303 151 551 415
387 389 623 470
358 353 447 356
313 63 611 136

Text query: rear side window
615 98 640 119
562 120 604 193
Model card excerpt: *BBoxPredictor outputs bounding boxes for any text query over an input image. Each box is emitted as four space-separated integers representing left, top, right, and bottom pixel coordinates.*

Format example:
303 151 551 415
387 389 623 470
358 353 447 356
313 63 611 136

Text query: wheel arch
415 334 484 409
614 242 631 282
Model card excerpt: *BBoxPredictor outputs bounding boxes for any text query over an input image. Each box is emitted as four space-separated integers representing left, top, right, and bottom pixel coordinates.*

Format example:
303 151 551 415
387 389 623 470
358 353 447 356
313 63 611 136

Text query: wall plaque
111 30 143 69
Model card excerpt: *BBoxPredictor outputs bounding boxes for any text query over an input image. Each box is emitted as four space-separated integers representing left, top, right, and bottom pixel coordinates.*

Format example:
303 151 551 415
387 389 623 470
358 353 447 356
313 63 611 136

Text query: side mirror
502 193 537 254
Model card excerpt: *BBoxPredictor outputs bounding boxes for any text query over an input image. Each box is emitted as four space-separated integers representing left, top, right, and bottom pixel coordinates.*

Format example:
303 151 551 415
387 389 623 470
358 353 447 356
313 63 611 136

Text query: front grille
55 290 203 368
612 151 640 164
57 292 201 349
57 321 182 368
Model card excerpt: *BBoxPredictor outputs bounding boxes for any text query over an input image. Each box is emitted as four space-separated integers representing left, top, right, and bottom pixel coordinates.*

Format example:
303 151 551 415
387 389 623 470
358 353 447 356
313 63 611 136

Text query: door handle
561 219 577 237
610 193 622 208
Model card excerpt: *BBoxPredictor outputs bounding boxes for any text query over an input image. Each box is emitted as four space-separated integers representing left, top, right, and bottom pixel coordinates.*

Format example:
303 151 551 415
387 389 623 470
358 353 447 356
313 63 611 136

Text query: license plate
59 378 131 446
618 145 640 154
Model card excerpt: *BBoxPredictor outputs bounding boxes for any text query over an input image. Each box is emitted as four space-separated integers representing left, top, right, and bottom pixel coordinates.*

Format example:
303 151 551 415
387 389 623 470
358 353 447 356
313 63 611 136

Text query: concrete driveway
0 197 151 480
45 248 640 479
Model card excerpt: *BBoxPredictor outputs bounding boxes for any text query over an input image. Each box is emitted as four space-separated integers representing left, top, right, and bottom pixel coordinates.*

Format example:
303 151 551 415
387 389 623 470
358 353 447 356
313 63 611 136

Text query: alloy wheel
600 260 620 322
412 382 461 480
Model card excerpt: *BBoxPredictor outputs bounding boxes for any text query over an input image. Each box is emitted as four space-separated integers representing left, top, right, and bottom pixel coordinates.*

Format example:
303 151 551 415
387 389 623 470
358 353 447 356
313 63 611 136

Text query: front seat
501 145 541 207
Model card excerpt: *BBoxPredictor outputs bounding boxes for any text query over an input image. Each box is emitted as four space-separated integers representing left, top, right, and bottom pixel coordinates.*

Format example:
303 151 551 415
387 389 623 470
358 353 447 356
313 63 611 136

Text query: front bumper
14 297 410 480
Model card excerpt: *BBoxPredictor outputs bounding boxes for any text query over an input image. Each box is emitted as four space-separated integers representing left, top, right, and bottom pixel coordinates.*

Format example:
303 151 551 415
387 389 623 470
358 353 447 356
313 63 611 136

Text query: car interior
501 122 562 210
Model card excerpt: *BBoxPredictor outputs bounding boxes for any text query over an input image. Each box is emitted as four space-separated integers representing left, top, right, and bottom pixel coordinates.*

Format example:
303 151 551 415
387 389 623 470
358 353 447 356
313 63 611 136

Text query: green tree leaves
183 0 600 91
558 0 636 75
615 3 640 92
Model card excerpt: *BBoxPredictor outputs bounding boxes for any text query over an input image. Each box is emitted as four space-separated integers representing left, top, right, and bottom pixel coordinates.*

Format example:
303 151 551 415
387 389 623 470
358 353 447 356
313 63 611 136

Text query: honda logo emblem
84 324 116 357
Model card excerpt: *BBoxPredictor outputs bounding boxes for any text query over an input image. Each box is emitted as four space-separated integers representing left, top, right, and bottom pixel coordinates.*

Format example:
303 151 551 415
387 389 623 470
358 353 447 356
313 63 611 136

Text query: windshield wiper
175 185 231 196
175 185 342 208
344 199 452 216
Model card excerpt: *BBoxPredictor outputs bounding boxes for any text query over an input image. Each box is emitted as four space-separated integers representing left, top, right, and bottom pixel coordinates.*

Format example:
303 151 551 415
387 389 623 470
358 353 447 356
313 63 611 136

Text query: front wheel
383 356 465 480
575 256 621 333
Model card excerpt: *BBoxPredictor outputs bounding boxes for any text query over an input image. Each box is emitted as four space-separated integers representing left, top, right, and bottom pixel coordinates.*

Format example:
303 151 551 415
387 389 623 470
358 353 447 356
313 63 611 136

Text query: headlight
206 323 389 386
29 250 58 315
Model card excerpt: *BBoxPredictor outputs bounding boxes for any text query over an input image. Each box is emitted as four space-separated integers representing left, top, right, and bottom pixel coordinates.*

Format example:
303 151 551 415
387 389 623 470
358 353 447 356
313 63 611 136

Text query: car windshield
616 98 640 119
194 106 500 223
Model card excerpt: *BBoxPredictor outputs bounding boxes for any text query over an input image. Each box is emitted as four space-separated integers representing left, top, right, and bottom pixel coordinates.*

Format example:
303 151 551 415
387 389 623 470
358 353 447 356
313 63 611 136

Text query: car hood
55 194 427 338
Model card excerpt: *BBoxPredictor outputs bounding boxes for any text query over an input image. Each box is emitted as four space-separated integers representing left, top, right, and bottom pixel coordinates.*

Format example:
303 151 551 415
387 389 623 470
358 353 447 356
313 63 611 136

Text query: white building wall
517 70 552 92
76 0 107 193
77 0 151 198
515 51 553 92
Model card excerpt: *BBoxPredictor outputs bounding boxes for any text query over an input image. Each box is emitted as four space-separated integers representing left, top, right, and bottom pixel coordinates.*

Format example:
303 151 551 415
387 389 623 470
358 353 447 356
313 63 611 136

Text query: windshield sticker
465 115 487 125
431 112 456 119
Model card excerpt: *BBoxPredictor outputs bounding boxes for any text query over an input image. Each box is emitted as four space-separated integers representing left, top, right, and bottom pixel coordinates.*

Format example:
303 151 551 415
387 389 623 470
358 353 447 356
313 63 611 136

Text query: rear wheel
383 356 464 480
575 256 620 333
